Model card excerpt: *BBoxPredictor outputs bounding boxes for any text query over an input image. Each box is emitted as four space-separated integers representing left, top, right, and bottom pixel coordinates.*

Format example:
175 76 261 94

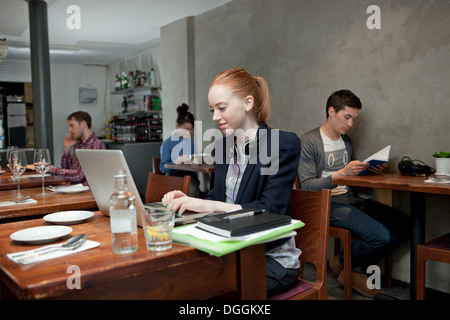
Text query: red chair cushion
268 280 314 300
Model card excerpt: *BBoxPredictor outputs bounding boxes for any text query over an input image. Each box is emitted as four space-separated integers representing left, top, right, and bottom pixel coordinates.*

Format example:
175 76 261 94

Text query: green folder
173 220 305 257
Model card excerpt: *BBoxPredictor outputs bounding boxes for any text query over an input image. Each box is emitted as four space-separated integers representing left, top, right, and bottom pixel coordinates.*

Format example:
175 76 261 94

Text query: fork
11 234 86 259
17 236 88 263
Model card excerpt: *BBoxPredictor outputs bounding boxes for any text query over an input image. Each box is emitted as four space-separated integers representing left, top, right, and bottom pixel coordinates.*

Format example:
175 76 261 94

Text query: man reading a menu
49 111 106 184
298 89 409 299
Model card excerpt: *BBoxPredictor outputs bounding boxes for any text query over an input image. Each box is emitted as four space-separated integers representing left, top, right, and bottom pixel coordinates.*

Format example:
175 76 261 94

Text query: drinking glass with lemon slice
141 208 175 251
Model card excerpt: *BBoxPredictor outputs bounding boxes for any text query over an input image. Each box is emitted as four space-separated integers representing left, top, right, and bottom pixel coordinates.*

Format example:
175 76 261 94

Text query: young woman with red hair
163 68 301 296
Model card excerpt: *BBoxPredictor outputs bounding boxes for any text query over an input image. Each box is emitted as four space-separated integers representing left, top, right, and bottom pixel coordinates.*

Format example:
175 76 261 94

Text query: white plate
48 186 90 194
10 226 73 244
26 174 51 179
44 210 94 225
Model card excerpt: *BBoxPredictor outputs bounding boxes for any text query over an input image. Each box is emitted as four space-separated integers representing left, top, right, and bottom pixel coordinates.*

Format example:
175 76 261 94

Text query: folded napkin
48 184 89 192
425 177 450 184
0 198 37 207
7 240 100 265
48 183 84 189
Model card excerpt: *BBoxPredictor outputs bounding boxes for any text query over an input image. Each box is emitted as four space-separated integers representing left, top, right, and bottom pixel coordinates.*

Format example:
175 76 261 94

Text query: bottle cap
114 170 127 178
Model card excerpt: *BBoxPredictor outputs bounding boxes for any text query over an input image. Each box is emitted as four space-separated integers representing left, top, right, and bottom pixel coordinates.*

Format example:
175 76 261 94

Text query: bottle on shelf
128 71 134 88
105 121 112 140
121 71 128 89
122 95 128 113
114 74 121 91
150 68 156 86
138 71 146 86
109 170 138 254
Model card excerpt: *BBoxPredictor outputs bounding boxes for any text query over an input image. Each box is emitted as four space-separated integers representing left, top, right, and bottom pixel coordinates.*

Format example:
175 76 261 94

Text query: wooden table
333 172 450 299
0 188 98 222
164 163 215 173
333 172 450 195
0 212 266 300
0 171 67 190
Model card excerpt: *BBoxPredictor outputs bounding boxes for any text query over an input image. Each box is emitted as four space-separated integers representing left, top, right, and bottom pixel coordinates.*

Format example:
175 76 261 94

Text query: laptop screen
76 149 144 226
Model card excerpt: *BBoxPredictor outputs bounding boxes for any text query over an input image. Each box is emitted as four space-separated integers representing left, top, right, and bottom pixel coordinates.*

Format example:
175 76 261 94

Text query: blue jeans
330 193 410 274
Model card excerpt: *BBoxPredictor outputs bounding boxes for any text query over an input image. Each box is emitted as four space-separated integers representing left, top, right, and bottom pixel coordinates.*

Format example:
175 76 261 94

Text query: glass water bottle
109 170 138 254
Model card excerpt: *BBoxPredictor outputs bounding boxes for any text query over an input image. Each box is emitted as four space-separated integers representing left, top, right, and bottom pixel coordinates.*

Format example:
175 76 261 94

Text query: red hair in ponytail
210 68 271 124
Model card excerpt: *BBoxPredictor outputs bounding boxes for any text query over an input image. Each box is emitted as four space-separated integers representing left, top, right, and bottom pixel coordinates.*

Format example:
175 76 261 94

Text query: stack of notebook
173 208 305 256
195 209 291 237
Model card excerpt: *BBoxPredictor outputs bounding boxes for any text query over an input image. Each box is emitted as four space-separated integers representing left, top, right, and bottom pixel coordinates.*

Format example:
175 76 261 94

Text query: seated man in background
49 111 106 184
298 89 410 299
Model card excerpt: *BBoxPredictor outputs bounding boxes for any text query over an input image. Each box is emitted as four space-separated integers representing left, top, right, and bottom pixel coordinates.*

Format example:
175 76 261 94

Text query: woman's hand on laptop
162 190 241 216
162 190 209 215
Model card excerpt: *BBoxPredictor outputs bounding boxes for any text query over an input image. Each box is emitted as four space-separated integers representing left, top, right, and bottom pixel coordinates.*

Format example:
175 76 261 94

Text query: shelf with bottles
106 111 163 143
117 92 161 115
111 84 161 95
111 69 161 94
113 109 162 119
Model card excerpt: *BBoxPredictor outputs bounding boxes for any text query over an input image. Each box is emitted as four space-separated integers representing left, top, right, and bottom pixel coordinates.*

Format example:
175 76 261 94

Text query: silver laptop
76 149 145 226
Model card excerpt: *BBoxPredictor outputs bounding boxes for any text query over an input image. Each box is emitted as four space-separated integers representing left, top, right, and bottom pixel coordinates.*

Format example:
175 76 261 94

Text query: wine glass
34 149 51 196
10 149 27 199
6 146 18 181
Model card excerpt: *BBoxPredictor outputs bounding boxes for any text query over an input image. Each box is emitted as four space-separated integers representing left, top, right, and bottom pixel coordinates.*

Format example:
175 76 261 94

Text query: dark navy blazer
205 123 301 218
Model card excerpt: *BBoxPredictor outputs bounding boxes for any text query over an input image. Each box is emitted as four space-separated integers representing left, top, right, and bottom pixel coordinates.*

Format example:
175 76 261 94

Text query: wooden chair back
295 173 301 189
270 188 331 300
292 188 331 299
152 157 164 175
145 172 190 203
417 232 450 299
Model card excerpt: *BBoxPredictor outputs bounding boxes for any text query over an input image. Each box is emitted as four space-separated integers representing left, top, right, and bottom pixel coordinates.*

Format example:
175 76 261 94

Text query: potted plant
433 151 450 175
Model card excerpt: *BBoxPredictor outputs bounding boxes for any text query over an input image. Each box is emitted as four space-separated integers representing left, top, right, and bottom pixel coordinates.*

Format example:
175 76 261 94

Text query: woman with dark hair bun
176 103 194 127
159 103 200 197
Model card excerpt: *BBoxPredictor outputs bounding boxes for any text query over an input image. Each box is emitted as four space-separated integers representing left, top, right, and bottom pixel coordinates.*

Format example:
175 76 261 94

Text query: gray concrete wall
192 0 450 165
160 17 195 139
160 0 450 292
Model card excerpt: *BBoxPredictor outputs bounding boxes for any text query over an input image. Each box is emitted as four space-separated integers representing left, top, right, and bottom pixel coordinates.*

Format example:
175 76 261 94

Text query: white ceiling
0 0 233 65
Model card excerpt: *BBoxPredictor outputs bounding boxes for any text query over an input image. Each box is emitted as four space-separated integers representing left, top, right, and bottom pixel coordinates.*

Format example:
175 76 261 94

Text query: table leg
410 192 425 300
238 244 266 299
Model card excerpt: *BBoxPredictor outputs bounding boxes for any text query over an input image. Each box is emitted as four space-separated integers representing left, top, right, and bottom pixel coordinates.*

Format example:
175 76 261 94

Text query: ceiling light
4 44 82 57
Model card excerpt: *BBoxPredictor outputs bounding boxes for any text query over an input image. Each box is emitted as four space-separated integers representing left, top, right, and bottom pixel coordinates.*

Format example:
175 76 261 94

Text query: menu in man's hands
360 145 391 175
195 208 291 237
